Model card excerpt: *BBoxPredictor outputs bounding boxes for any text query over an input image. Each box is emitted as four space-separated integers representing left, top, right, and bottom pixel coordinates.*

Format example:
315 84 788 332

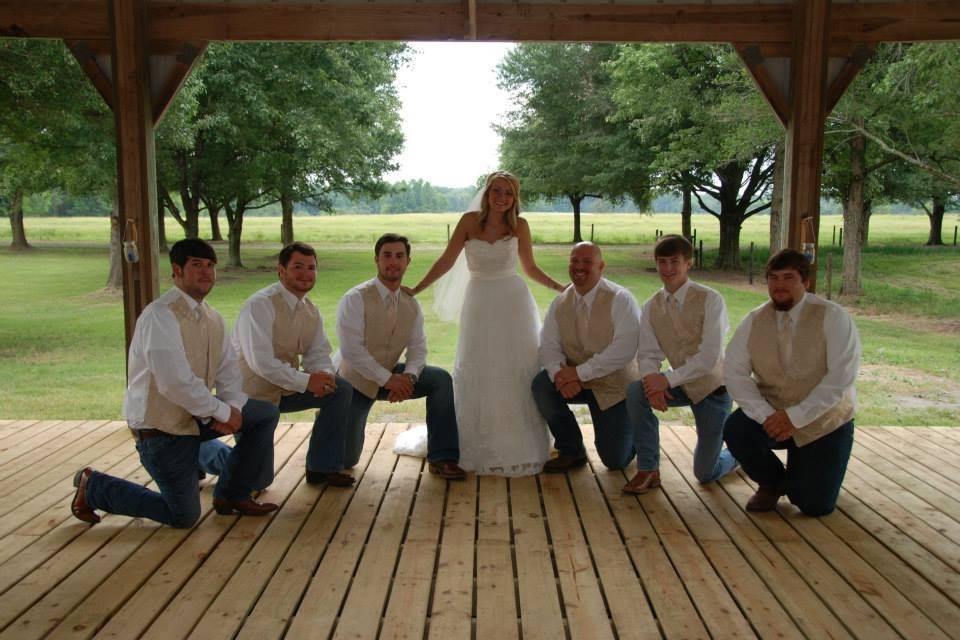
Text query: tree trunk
769 141 785 252
106 198 123 289
226 204 244 268
157 199 168 252
926 196 946 245
209 206 223 241
569 194 583 243
715 212 742 270
8 187 30 250
280 193 295 246
840 124 866 297
860 198 872 247
680 184 692 240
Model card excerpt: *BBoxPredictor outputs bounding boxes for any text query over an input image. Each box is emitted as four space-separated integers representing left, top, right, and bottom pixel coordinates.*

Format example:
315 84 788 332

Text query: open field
1 213 958 425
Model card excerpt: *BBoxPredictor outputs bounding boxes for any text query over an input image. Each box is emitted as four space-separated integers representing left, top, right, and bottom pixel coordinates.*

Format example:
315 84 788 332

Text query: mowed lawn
1 212 958 426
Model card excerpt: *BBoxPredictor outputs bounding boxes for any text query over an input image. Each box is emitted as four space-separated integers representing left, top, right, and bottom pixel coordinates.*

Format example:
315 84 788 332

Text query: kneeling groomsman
724 249 861 516
625 234 737 494
71 239 280 527
335 233 465 479
222 242 355 487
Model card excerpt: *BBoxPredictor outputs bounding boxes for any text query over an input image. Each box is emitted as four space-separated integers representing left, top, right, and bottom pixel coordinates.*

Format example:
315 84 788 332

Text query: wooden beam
825 45 874 114
110 0 160 348
463 0 477 41
476 3 792 43
152 41 205 123
737 41 864 60
65 40 114 110
736 45 789 127
783 0 830 292
2 1 959 44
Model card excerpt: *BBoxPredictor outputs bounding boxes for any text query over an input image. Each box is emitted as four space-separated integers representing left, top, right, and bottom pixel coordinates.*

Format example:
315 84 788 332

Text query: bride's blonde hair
477 171 521 233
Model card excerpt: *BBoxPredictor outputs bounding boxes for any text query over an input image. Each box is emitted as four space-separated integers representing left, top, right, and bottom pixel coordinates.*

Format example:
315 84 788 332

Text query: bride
405 171 565 476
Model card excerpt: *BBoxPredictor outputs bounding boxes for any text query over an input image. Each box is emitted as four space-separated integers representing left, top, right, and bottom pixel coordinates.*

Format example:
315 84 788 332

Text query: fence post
954 225 958 247
698 239 703 270
446 224 450 242
838 227 843 247
826 252 833 300
748 241 754 285
832 225 836 246
692 228 697 247
590 224 595 242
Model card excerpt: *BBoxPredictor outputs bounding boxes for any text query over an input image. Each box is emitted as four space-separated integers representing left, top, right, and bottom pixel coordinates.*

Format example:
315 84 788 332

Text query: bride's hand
401 285 418 297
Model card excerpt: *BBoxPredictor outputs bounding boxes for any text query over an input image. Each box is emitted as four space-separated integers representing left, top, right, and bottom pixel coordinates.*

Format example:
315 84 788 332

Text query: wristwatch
405 373 418 385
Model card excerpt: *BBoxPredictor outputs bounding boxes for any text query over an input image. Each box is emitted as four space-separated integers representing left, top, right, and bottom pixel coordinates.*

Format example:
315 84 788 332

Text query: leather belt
711 385 728 396
129 428 166 441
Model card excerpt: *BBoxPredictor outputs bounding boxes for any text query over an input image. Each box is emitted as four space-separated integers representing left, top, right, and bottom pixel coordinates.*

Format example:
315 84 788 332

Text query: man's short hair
375 233 411 257
765 248 811 280
278 242 317 267
169 238 217 267
654 234 693 260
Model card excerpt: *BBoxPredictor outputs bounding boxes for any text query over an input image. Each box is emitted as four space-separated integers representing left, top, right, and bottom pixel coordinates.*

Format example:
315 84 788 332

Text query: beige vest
648 286 724 404
239 291 321 405
338 282 417 399
143 296 223 436
556 285 640 410
748 301 854 446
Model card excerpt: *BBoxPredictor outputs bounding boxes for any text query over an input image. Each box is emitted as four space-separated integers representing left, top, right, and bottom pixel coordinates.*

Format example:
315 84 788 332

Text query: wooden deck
0 419 958 639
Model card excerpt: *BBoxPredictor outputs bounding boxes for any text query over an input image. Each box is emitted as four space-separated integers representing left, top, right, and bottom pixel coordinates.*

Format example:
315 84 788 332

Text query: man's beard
772 297 795 311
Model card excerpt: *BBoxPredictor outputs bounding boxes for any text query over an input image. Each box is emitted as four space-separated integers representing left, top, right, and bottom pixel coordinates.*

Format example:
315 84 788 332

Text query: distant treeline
22 180 924 217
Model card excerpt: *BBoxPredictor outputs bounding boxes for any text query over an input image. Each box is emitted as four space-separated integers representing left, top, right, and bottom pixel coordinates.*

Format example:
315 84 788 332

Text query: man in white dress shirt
724 249 861 515
206 242 355 487
625 234 738 494
71 239 280 527
533 242 642 472
335 233 465 479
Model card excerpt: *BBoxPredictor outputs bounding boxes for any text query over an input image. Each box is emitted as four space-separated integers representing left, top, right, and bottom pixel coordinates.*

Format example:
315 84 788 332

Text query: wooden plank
0 421 121 498
911 427 960 452
887 426 960 467
510 475 566 640
825 45 873 114
831 1 960 44
855 429 960 500
565 464 661 640
652 429 804 640
927 427 960 445
426 472 476 640
66 39 115 110
663 426 853 639
110 0 161 346
52 423 303 640
332 454 424 639
235 423 387 640
862 427 960 479
821 494 960 637
379 450 447 640
735 44 789 126
850 440 960 524
283 423 405 640
0 419 79 468
0 420 40 441
152 41 206 124
586 445 708 639
474 476 519 640
539 472 615 640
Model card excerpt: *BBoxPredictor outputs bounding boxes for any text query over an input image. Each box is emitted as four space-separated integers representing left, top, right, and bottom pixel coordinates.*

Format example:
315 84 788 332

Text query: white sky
385 42 516 188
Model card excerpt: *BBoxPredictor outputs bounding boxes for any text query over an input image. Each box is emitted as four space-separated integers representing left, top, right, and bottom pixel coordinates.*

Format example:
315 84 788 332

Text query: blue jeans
84 399 280 528
626 381 737 482
344 364 459 467
200 376 354 476
723 409 854 516
531 369 634 470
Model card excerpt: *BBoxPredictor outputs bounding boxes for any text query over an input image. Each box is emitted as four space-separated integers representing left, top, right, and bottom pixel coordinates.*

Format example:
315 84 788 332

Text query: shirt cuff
212 400 232 424
294 371 311 394
575 363 593 382
786 405 812 429
375 368 392 388
664 370 681 388
546 363 562 382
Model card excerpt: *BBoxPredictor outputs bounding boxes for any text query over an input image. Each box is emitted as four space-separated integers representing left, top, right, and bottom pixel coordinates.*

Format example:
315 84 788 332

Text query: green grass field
1 213 958 426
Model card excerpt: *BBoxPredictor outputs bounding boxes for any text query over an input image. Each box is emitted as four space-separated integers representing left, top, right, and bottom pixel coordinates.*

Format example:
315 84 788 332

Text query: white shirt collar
173 286 204 313
663 279 691 306
575 278 606 308
777 291 810 326
275 282 305 310
373 277 399 303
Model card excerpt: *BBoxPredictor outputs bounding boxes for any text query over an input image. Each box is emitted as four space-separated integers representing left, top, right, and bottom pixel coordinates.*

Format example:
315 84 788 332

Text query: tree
609 44 781 268
497 44 652 243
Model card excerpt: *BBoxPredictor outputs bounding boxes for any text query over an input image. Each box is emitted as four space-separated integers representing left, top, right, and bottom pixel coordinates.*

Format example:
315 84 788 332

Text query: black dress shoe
212 497 279 516
72 467 101 524
428 461 467 480
306 470 356 487
746 485 785 512
542 454 588 474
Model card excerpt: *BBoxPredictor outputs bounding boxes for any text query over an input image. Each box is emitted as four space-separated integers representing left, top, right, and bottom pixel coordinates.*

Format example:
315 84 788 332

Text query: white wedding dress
451 236 551 476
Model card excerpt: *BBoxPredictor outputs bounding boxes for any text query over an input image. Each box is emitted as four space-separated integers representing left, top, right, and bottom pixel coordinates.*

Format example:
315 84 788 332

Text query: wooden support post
783 0 830 291
110 0 160 348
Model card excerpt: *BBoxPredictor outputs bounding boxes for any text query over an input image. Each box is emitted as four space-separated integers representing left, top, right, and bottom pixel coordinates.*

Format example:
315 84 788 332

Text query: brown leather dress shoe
305 470 356 487
212 497 280 516
428 461 467 480
71 467 101 524
542 454 588 474
746 485 785 512
623 469 661 495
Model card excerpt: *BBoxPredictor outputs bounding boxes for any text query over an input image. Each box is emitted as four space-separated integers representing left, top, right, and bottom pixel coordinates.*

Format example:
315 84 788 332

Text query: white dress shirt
636 279 729 387
539 277 642 382
724 292 861 428
125 287 245 428
231 282 334 394
334 277 427 387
